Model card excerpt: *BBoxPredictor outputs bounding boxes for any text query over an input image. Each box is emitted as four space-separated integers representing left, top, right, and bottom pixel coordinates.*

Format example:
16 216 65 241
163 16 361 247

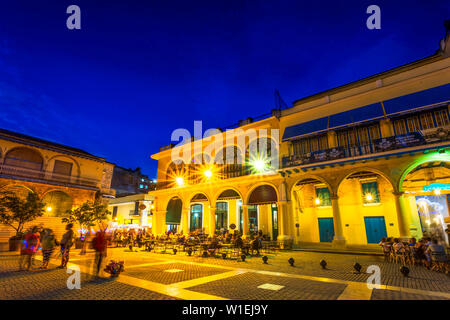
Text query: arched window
4 147 43 171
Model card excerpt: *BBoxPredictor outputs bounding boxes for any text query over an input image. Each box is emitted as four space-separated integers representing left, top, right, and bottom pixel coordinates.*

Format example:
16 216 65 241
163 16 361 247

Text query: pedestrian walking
92 229 108 278
40 229 58 269
19 226 40 271
57 223 74 269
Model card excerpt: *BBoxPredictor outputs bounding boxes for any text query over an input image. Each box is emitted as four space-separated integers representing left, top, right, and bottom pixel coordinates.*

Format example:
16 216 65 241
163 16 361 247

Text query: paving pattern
1 248 449 300
186 272 347 300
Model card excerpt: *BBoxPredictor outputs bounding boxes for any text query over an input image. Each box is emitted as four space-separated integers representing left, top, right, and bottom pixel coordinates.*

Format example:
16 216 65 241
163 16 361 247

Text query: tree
62 200 110 232
0 191 46 239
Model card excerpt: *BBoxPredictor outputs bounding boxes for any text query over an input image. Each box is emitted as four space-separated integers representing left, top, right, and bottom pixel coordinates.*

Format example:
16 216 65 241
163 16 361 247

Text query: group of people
379 237 449 272
110 227 266 257
19 223 109 277
19 223 75 271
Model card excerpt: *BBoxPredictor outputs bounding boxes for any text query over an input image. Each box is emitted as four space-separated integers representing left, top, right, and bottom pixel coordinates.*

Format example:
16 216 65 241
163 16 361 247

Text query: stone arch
3 146 45 171
0 183 35 199
161 193 184 211
214 187 244 202
188 191 211 205
245 182 279 205
398 153 450 192
41 190 73 217
336 167 396 194
289 174 334 197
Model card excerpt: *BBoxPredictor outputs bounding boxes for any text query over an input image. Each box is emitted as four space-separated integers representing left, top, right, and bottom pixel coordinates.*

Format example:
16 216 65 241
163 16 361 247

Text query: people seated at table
426 239 448 271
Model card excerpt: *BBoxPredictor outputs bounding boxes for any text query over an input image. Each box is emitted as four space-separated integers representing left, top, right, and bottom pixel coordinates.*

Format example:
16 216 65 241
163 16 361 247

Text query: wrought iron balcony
282 126 450 169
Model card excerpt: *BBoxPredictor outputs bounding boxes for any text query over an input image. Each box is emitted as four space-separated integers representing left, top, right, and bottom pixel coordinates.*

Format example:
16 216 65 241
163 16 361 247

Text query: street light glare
175 177 184 186
252 159 266 172
204 169 212 178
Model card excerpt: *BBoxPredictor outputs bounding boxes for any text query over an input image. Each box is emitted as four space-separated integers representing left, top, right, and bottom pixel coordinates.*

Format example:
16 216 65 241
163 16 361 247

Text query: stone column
181 206 190 235
153 210 166 235
276 201 288 240
393 192 410 239
209 207 216 236
242 204 249 238
331 195 346 248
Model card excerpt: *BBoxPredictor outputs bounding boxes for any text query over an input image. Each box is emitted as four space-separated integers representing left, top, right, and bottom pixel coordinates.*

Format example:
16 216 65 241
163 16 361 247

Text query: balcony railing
0 164 99 188
282 126 450 168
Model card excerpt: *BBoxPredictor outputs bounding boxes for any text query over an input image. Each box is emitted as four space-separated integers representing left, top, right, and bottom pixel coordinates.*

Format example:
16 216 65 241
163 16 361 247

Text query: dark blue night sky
0 1 449 178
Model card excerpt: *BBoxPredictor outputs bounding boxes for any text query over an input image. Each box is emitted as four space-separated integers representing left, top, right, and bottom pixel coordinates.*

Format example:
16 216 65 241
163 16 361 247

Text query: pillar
327 130 337 148
181 206 190 234
153 210 166 235
276 201 289 240
331 195 346 248
393 192 410 239
242 204 249 238
209 207 216 236
379 118 394 138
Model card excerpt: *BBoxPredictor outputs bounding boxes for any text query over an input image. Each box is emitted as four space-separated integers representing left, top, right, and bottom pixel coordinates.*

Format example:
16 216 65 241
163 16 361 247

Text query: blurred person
40 229 58 269
57 224 74 269
19 226 40 271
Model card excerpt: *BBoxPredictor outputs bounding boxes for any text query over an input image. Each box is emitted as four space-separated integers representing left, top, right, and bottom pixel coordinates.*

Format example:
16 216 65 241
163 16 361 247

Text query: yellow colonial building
149 31 450 248
0 128 115 249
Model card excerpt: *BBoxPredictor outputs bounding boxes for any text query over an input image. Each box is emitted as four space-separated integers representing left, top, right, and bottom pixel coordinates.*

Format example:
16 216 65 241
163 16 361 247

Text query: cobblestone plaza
1 248 449 300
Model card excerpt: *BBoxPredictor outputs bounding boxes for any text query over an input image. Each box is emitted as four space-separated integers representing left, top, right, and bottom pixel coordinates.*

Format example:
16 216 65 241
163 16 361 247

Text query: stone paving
0 248 449 300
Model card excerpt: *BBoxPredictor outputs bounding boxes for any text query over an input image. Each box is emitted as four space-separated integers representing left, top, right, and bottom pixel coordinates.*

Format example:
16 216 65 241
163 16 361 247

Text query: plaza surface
0 248 449 300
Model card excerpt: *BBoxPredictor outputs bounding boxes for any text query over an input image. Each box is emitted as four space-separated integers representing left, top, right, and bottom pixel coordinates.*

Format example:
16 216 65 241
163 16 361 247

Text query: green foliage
0 191 46 238
62 200 110 229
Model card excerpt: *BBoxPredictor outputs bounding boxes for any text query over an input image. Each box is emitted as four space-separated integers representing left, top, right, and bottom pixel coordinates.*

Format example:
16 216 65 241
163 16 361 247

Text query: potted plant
0 192 45 251
62 200 111 250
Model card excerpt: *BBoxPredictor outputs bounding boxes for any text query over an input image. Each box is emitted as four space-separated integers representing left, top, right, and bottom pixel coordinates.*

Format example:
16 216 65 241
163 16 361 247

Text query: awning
166 198 182 224
282 83 450 141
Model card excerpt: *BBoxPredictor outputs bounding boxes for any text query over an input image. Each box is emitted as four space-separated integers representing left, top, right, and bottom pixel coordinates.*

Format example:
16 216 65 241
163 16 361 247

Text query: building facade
111 166 156 197
148 31 450 247
108 194 155 229
0 128 115 248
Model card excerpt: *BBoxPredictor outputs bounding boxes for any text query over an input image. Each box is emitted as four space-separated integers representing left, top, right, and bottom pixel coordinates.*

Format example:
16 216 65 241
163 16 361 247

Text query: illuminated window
315 187 331 207
348 130 358 146
318 134 328 150
420 113 435 130
337 131 348 147
394 119 407 135
434 110 449 127
310 137 319 152
358 127 370 145
368 125 381 141
361 181 380 204
406 116 420 132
